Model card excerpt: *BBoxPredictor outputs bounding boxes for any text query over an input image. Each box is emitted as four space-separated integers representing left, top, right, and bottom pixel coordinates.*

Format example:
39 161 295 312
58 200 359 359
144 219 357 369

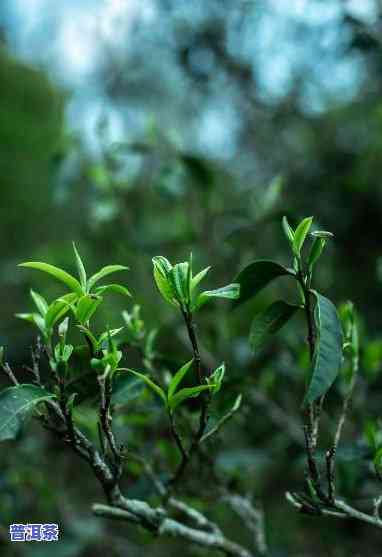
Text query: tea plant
1 218 381 557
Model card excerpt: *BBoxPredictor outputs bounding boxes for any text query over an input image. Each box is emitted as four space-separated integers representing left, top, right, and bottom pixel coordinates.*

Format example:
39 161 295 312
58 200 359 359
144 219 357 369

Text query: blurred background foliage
1 1 382 556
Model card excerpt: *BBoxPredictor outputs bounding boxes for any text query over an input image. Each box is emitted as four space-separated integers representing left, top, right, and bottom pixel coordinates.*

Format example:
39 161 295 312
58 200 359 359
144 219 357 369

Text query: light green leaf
282 216 294 244
16 313 46 335
293 216 313 256
249 300 300 352
310 230 334 239
168 359 194 399
94 284 131 297
303 292 343 405
234 260 295 307
124 369 167 404
209 363 225 394
72 243 87 290
30 289 48 316
152 256 177 306
87 265 129 292
168 384 216 411
76 295 102 324
191 266 211 291
0 384 54 441
193 283 240 310
19 262 83 295
308 238 326 270
98 327 124 346
169 262 190 305
45 293 78 330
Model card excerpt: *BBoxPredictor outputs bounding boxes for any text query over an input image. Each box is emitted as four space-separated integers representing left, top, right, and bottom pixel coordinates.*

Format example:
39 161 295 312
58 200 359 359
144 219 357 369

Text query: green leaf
249 300 300 352
191 266 211 291
45 293 78 330
209 363 225 394
30 289 48 316
124 369 167 404
282 216 294 244
19 262 83 295
194 283 240 310
310 230 334 239
152 256 177 306
293 216 313 256
87 265 129 292
168 384 216 411
16 313 46 336
234 260 295 307
169 262 190 305
308 238 326 270
303 293 343 405
98 327 124 346
168 359 194 399
94 284 131 297
72 242 87 290
76 295 102 324
0 384 54 441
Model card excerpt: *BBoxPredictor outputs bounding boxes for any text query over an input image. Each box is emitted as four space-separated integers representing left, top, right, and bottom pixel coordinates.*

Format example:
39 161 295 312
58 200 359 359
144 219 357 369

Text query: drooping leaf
76 295 102 324
30 289 48 316
72 242 87 290
168 359 194 399
168 384 216 411
249 300 300 352
124 369 167 404
94 284 131 297
194 283 240 310
234 260 295 307
0 384 54 441
303 292 343 405
293 217 313 256
19 262 83 295
87 265 129 292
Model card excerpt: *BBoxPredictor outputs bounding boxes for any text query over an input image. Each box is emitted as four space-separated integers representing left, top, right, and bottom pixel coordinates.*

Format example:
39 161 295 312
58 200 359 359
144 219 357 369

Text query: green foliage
152 254 239 311
123 359 217 413
0 385 54 441
249 300 301 353
303 293 343 405
235 260 295 307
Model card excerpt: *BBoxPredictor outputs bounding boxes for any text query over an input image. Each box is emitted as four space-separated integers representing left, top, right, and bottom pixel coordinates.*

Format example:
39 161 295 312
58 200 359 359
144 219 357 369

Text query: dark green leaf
234 260 295 307
0 384 54 441
249 300 300 352
304 293 343 405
